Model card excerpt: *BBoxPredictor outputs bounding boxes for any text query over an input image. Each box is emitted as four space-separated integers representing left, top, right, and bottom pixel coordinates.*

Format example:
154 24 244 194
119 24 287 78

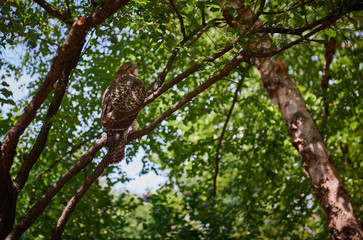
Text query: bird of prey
102 62 145 163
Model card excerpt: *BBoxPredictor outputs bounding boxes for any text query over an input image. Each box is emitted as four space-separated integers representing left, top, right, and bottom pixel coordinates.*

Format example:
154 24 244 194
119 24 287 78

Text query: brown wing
102 74 145 132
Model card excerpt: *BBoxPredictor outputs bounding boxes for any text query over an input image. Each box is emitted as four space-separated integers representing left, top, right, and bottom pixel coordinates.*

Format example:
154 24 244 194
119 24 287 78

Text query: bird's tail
106 130 128 164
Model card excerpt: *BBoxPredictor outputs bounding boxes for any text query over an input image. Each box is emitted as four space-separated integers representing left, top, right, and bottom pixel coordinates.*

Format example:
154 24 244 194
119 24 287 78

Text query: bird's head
117 62 140 76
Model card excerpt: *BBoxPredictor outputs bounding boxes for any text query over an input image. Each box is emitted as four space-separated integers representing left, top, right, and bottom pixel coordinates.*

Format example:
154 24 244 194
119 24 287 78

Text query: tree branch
320 36 336 138
146 37 189 95
51 153 110 240
44 54 249 239
250 0 265 29
261 0 313 15
33 0 73 25
129 54 249 142
11 53 248 239
248 19 338 58
14 43 84 192
0 0 130 176
169 0 186 39
253 11 340 36
35 133 102 181
146 22 218 95
6 135 106 240
144 37 240 106
208 78 244 200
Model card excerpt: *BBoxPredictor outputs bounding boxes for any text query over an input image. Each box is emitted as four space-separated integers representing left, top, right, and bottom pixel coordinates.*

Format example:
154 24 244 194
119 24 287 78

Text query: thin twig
144 37 240 106
320 36 336 139
247 19 338 58
33 0 73 25
252 11 340 36
261 0 313 15
146 37 189 94
208 78 244 200
64 0 72 17
250 0 265 28
146 23 217 95
169 0 186 38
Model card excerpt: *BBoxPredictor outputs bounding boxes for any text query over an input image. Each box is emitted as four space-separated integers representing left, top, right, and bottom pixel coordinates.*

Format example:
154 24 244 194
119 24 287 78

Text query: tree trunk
258 58 363 239
0 173 17 239
222 1 363 238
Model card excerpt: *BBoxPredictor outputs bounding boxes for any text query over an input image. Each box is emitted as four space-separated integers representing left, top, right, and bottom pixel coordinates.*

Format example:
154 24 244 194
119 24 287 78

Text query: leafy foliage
0 0 362 239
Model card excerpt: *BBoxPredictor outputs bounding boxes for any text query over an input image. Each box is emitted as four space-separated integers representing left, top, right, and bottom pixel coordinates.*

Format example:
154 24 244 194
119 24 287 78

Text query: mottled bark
0 173 17 240
258 58 363 239
223 1 363 238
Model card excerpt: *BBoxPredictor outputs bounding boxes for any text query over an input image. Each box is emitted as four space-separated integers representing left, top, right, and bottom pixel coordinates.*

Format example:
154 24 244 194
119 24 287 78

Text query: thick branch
11 54 247 239
129 54 249 142
33 0 72 25
6 135 106 240
208 78 243 200
36 133 102 180
14 43 84 192
49 54 248 238
0 0 130 176
51 153 110 240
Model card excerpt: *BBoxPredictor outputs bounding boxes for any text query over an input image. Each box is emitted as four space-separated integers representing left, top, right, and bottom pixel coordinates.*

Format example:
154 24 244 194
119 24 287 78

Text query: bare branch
33 0 72 25
146 23 216 95
261 0 313 15
51 154 110 240
129 54 249 142
0 0 130 177
146 37 189 95
250 0 265 28
248 19 338 58
320 36 336 138
64 0 71 17
6 135 106 240
208 78 244 200
145 37 240 106
169 0 186 38
253 11 340 36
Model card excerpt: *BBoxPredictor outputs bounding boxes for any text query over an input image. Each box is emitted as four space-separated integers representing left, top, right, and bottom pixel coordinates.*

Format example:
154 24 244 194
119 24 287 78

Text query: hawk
102 62 145 163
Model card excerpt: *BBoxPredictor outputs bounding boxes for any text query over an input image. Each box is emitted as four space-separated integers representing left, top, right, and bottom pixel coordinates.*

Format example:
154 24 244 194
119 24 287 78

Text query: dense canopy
0 0 362 239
